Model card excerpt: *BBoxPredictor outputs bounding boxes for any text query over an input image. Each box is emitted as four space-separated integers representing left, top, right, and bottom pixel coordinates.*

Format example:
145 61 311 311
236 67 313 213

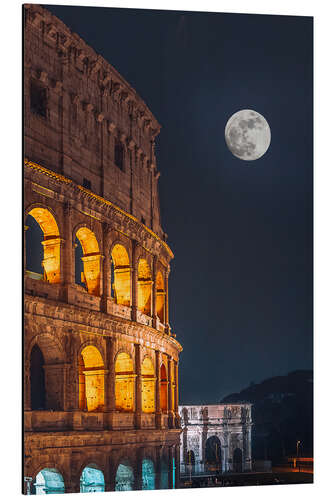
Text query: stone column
134 343 142 429
152 255 158 328
244 425 252 471
101 222 111 313
167 356 174 428
168 446 174 489
155 350 162 429
104 337 116 428
174 360 180 428
24 224 28 274
24 357 31 411
134 447 143 490
131 241 139 322
63 202 74 290
175 444 180 488
164 267 170 334
106 457 117 492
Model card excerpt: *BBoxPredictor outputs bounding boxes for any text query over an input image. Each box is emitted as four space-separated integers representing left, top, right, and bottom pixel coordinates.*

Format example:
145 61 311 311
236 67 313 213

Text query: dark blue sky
46 5 313 404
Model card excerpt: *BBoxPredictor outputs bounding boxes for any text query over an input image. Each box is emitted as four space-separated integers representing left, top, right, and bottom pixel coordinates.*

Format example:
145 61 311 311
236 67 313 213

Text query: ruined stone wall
23 5 182 492
24 4 163 237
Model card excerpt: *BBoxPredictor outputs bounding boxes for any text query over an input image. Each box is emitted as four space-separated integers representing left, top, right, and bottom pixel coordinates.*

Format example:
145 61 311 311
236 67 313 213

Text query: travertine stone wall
24 3 164 237
23 4 182 491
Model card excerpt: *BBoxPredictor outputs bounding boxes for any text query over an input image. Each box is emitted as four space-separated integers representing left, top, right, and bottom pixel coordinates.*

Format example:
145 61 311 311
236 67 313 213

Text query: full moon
225 109 271 161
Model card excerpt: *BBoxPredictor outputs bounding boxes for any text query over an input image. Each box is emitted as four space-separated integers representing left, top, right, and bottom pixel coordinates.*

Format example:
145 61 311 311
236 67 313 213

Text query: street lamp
296 441 301 472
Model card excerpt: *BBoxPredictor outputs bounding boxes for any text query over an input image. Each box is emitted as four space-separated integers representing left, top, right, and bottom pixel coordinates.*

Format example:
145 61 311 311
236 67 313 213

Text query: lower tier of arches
23 434 180 494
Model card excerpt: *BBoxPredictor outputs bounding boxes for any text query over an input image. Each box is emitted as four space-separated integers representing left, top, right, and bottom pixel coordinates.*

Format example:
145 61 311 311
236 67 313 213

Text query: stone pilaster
165 267 170 334
134 343 142 428
101 222 111 313
155 350 162 429
131 241 139 322
167 356 174 428
152 255 158 328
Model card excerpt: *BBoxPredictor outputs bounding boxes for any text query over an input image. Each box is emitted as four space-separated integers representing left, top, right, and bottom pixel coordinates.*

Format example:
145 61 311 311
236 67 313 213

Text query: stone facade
179 404 252 475
23 4 182 493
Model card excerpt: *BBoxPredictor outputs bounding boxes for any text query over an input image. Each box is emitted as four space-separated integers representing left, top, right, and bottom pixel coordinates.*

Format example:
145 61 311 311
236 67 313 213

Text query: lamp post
296 441 301 472
24 477 32 495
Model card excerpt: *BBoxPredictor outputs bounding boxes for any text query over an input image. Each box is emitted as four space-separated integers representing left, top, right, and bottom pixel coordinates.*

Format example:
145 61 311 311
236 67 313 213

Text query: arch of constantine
24 4 182 493
179 404 253 476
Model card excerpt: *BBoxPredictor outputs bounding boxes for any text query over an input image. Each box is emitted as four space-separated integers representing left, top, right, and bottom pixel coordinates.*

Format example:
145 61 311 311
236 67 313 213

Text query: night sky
45 5 313 404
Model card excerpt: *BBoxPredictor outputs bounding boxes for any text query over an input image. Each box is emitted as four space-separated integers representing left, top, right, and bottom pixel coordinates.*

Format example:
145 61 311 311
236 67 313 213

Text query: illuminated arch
141 357 155 413
160 363 168 413
32 468 65 495
75 227 101 296
156 271 165 323
137 259 152 315
79 346 105 412
142 458 155 490
25 207 61 283
115 460 134 491
115 352 135 411
111 244 131 306
80 464 105 493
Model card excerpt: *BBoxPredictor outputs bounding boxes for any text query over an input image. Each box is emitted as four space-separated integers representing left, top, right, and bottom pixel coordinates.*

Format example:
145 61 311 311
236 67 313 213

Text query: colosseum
24 4 182 494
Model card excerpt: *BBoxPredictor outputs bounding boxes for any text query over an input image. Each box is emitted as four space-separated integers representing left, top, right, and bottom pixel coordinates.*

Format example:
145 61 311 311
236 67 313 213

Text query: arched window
156 271 165 323
115 461 134 491
142 458 155 490
75 227 101 296
30 344 46 410
29 336 64 411
115 352 135 411
137 259 152 316
80 465 105 493
32 468 65 495
141 357 155 413
160 364 168 413
111 244 131 306
25 208 60 283
79 346 105 412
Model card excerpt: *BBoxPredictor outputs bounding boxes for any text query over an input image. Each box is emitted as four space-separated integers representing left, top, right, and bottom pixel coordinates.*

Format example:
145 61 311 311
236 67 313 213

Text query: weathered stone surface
179 404 253 474
23 4 182 493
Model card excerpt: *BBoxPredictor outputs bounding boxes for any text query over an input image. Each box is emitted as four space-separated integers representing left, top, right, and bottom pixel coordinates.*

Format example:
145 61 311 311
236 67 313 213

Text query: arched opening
185 450 195 475
141 357 155 413
160 364 168 413
30 344 46 410
142 458 155 490
115 352 135 411
233 447 243 473
156 271 165 323
80 464 105 493
75 227 101 296
25 208 60 283
115 461 134 491
137 259 152 315
31 468 65 495
205 436 222 473
79 346 105 412
111 244 131 306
